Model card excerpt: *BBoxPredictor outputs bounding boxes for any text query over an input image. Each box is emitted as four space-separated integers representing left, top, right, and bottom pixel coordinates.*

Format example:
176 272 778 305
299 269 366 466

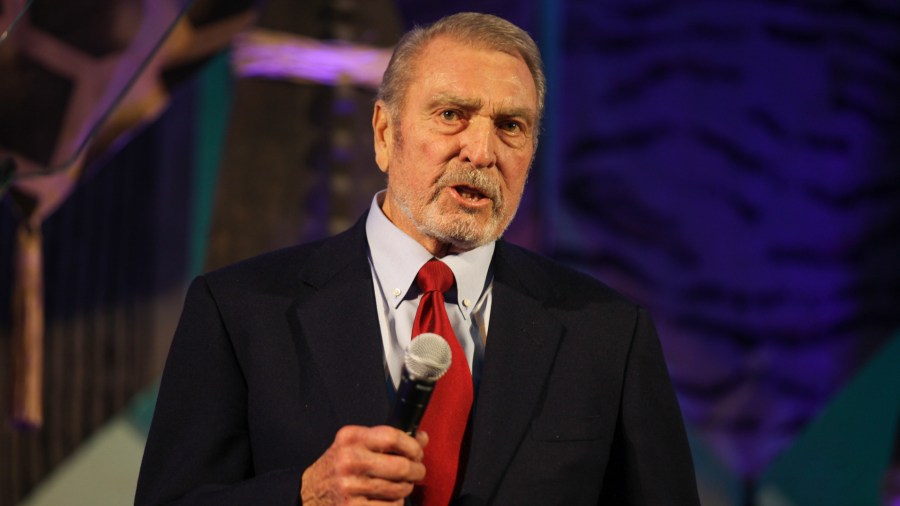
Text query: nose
458 118 497 168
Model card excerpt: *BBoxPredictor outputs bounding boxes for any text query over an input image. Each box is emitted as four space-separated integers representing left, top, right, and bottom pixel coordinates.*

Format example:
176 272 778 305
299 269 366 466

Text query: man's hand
300 425 429 505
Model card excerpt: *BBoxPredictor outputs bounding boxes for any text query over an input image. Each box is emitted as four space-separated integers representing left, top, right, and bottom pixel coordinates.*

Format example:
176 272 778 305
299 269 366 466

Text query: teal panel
126 383 159 438
760 331 900 505
688 425 745 506
190 51 233 277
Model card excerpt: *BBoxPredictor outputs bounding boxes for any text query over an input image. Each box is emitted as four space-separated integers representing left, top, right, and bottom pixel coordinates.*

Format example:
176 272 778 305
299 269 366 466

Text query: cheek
406 141 449 179
394 163 434 199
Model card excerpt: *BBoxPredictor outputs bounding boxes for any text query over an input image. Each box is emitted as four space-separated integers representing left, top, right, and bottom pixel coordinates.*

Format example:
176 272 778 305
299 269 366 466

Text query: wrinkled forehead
410 37 537 104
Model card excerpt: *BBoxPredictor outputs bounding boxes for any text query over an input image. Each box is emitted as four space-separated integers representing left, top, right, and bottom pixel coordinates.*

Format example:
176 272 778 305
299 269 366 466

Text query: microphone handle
389 368 436 435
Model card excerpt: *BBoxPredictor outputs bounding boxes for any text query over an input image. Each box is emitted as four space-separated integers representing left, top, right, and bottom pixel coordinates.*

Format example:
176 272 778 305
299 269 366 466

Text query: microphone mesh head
406 333 452 382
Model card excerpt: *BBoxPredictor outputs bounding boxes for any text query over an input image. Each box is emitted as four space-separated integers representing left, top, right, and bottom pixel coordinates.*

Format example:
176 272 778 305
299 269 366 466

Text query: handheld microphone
388 333 452 435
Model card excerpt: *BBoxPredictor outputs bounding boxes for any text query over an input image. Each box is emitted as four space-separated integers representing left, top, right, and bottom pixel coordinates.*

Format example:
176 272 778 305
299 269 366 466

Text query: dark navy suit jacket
136 216 699 505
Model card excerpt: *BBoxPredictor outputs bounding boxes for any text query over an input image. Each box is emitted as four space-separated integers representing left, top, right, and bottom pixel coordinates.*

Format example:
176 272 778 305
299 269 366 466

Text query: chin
419 213 505 251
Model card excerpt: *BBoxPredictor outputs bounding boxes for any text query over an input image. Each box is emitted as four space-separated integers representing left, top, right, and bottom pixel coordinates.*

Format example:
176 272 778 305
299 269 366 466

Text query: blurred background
1 0 899 504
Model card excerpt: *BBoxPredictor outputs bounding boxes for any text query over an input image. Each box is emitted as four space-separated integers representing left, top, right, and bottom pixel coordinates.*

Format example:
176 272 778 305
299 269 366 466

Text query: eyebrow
426 93 482 112
427 93 536 125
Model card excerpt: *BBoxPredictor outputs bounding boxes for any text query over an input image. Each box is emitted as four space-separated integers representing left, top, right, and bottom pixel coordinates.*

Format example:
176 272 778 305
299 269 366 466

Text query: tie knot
416 259 454 294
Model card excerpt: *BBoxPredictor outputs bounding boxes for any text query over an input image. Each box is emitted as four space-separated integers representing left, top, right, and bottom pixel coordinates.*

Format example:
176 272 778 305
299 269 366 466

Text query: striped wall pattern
546 0 900 480
3 1 899 503
396 0 900 483
0 89 195 506
204 0 401 269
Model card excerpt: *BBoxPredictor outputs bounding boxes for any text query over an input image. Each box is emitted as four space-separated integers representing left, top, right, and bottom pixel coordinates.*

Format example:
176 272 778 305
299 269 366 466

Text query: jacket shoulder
494 240 637 309
202 221 365 297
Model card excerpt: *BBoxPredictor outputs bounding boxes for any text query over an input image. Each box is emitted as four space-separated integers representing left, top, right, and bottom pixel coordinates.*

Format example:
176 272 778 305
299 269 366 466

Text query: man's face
373 36 538 255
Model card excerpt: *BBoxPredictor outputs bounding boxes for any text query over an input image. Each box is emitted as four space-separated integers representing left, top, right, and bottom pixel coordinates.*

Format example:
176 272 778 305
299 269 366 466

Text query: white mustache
434 168 502 209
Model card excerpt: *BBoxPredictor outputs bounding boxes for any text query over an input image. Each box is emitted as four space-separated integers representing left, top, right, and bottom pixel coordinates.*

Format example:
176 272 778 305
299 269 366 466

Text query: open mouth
454 185 488 202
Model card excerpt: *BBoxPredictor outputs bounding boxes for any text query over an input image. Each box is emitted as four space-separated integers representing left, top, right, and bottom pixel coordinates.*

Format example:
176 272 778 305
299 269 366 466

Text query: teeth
457 187 483 200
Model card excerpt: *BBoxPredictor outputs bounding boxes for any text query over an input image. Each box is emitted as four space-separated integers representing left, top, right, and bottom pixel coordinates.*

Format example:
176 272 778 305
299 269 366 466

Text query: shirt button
462 298 472 307
392 288 402 297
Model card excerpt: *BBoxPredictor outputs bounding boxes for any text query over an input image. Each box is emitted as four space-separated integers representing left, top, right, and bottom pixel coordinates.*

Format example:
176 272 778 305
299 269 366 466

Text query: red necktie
412 259 474 506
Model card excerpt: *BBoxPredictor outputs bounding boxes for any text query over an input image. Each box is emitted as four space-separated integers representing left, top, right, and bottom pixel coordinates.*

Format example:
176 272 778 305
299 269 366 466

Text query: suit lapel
293 220 390 427
460 242 564 502
289 225 565 499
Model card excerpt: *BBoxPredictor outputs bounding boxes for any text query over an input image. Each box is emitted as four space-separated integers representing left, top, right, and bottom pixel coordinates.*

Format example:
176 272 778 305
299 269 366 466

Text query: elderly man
136 12 699 506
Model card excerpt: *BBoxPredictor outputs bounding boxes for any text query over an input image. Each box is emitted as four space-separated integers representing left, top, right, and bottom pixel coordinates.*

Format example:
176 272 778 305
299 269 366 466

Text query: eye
500 120 522 133
440 110 461 121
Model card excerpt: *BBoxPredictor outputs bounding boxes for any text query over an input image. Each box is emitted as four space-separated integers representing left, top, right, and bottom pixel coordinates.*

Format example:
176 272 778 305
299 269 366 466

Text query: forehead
406 36 538 113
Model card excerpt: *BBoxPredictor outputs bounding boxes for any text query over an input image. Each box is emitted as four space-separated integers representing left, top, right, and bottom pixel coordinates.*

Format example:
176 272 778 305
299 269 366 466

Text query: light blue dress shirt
365 192 494 392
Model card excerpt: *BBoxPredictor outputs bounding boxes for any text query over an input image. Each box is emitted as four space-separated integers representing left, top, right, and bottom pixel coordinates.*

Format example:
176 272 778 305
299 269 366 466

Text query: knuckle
371 425 395 440
333 449 358 474
334 475 353 495
334 451 364 476
395 458 413 476
335 425 359 444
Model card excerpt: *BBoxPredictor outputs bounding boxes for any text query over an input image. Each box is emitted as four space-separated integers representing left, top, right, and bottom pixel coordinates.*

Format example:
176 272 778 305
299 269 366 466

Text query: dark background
1 0 899 504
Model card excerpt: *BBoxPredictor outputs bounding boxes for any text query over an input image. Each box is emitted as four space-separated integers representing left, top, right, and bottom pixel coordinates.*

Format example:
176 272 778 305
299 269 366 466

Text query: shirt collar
365 191 494 318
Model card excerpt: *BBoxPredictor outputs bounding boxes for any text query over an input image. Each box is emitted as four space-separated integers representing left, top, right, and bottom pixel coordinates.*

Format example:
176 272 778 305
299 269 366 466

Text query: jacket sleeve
135 276 303 505
598 307 701 505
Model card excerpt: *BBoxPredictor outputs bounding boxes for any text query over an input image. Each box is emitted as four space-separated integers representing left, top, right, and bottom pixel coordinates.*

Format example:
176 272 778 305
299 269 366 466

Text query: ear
372 100 394 173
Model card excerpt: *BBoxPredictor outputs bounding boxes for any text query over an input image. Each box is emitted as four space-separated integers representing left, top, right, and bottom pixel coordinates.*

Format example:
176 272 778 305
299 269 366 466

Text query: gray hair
377 12 546 138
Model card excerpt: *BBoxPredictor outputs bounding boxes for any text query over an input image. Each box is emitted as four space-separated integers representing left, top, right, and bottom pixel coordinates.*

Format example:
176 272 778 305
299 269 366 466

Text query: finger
321 476 413 505
360 450 426 483
363 426 425 461
335 444 425 483
349 474 417 501
329 433 425 482
309 449 419 502
415 430 429 451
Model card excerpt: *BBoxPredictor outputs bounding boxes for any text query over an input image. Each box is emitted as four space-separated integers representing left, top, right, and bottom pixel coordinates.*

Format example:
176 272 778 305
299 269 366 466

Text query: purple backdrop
400 0 900 481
